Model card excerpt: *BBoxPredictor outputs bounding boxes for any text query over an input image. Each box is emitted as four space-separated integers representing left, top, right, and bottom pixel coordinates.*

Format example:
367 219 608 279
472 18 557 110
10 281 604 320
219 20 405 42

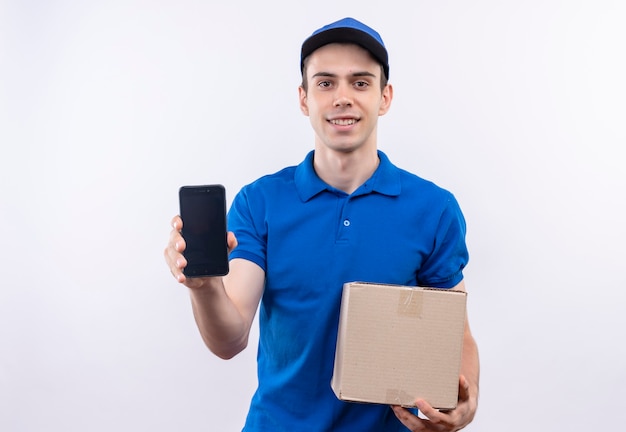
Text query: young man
165 17 479 431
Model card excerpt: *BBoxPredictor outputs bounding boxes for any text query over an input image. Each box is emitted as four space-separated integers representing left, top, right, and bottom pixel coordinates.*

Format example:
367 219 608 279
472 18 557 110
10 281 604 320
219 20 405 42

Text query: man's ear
379 83 393 116
298 86 309 116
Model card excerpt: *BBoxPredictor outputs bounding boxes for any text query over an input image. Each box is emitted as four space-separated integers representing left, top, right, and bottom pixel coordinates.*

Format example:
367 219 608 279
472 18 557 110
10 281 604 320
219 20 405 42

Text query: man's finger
458 374 470 401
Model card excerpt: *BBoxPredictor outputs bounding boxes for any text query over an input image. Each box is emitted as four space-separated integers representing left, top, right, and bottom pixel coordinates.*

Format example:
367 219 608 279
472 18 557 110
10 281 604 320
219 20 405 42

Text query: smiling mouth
330 118 357 126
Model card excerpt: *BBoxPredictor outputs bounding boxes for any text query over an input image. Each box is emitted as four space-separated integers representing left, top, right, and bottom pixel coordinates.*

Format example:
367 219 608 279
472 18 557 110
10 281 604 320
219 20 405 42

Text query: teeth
331 119 356 126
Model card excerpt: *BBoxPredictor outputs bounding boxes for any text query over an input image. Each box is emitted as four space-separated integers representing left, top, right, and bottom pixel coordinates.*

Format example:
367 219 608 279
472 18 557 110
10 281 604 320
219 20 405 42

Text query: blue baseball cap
300 17 389 79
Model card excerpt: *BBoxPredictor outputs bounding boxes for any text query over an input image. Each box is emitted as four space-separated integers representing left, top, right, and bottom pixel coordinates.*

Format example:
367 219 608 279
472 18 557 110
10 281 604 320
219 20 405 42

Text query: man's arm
391 280 480 431
165 216 265 359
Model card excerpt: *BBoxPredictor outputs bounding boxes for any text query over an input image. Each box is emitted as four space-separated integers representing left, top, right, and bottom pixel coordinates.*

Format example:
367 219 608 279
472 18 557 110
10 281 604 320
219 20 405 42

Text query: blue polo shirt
228 150 468 431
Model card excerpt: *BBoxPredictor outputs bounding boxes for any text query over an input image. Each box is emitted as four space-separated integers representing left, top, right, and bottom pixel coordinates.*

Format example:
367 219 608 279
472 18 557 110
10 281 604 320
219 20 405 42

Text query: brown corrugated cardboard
331 282 467 409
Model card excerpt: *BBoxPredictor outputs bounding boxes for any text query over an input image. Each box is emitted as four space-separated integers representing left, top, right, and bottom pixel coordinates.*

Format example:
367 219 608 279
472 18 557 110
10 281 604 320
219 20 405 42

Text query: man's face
299 43 392 155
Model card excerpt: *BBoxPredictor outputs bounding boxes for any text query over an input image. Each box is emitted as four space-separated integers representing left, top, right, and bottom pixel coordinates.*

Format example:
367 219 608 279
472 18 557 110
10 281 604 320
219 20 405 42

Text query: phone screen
179 185 229 277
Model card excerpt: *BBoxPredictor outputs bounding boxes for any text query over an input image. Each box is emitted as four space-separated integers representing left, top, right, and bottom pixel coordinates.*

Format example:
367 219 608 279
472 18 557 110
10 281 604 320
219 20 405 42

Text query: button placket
335 196 352 243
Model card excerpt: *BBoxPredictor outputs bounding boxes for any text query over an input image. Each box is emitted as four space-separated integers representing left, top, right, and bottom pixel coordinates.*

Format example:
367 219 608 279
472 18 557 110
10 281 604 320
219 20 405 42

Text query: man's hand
163 215 237 290
391 374 477 431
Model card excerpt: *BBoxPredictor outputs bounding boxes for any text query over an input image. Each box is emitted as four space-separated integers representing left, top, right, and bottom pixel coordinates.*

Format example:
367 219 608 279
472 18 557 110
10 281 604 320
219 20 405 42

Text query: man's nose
333 85 353 107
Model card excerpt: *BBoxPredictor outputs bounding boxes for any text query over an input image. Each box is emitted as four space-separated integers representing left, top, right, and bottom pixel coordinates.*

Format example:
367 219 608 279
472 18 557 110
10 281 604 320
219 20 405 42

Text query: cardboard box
331 282 467 409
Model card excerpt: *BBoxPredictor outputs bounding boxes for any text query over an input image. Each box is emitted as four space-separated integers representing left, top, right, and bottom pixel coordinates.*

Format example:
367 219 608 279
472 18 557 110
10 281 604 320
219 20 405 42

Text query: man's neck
312 147 380 195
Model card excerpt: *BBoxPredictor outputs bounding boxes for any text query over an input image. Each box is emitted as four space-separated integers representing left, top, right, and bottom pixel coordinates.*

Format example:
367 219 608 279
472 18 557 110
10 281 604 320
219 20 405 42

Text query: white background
1 1 625 430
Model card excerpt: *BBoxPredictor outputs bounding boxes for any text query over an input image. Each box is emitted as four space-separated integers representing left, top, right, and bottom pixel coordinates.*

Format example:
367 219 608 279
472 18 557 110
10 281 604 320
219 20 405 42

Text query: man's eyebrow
311 71 377 79
352 71 377 78
311 72 336 79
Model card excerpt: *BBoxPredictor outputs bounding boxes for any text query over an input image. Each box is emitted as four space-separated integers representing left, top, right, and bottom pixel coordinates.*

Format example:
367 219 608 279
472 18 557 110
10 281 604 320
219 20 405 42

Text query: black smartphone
179 184 229 277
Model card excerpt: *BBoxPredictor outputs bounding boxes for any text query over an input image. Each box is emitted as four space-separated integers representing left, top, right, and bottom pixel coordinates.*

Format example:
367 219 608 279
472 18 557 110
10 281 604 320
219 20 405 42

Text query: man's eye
355 81 369 88
318 81 331 88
